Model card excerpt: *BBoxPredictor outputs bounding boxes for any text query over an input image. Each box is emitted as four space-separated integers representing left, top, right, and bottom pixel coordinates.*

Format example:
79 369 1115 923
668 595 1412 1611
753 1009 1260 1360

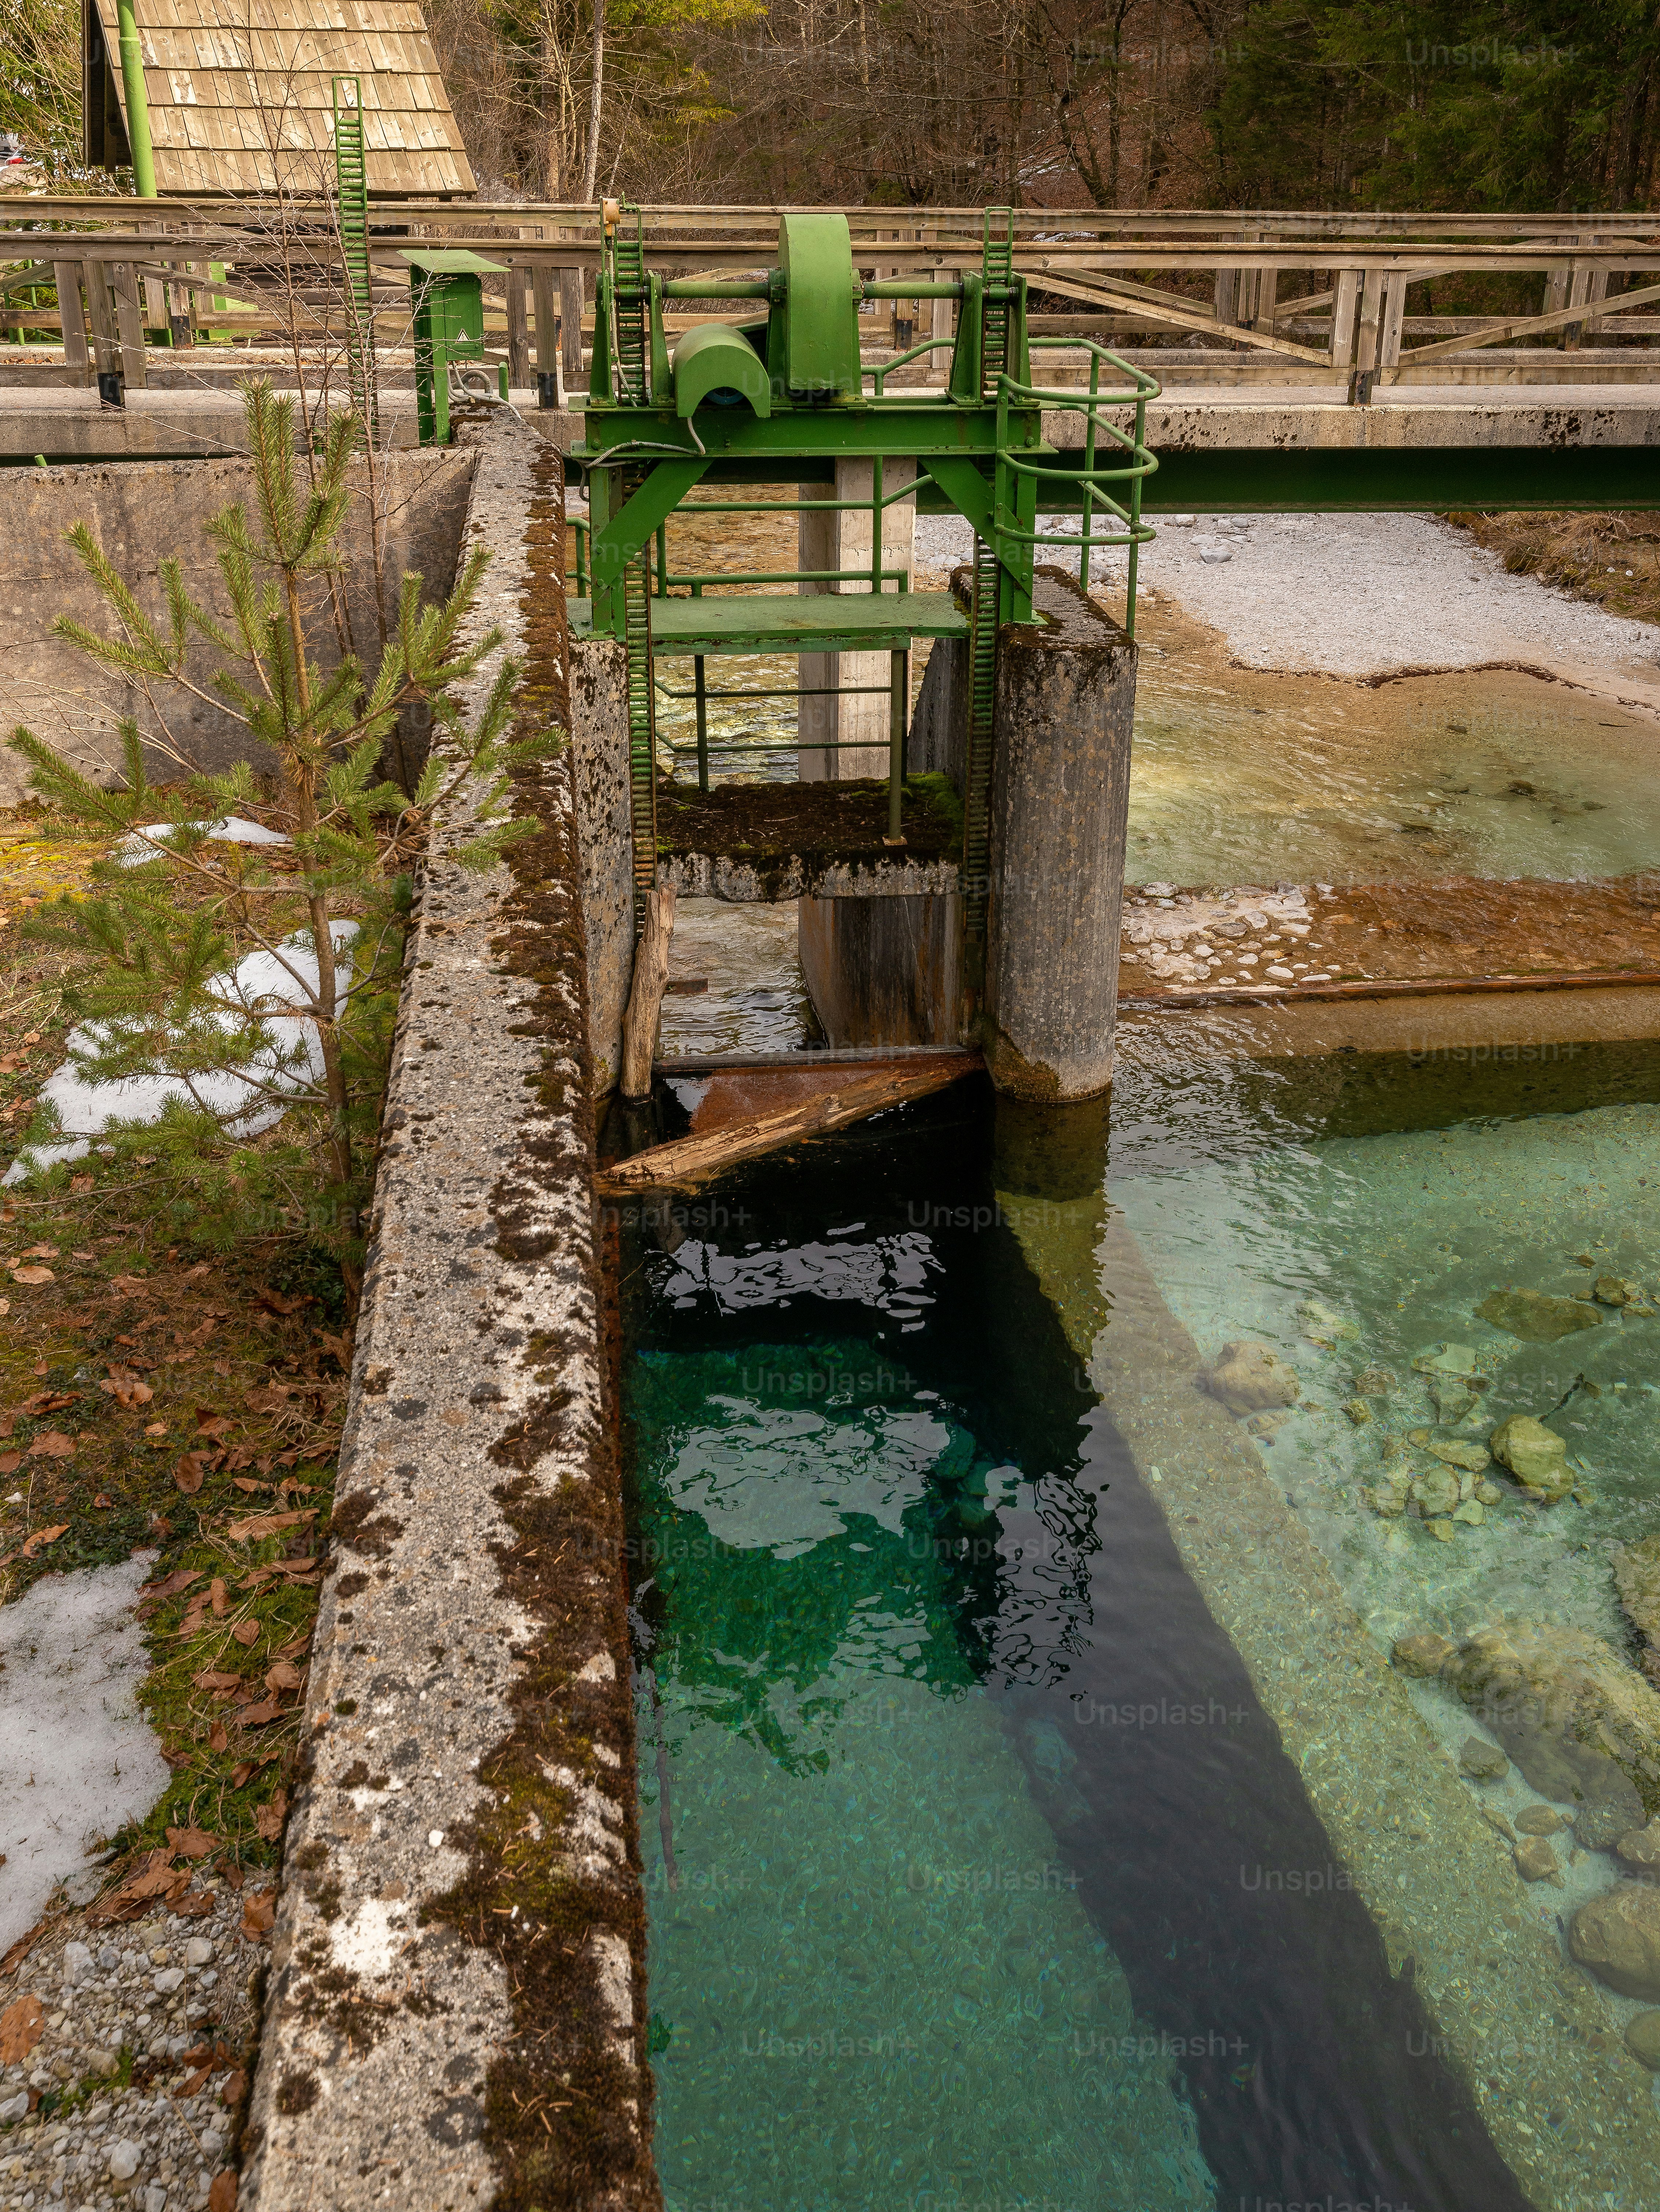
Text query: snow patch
0 1554 167 1953
117 817 291 867
4 922 357 1184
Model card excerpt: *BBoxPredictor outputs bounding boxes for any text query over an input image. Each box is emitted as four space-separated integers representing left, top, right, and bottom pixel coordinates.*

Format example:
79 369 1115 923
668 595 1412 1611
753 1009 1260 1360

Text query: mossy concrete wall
242 412 658 2212
0 449 476 805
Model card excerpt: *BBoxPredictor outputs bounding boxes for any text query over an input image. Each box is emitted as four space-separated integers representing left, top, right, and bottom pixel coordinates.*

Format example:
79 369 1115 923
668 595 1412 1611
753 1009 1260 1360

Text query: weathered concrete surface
910 631 967 793
657 849 959 900
570 635 633 1095
984 568 1135 1101
1075 389 1660 450
798 457 917 780
0 447 476 804
797 891 964 1047
243 412 657 2212
0 388 585 462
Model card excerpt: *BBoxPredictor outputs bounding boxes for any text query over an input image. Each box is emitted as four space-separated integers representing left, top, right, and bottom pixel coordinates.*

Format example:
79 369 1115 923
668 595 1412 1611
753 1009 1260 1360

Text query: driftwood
619 885 675 1099
595 1060 973 1193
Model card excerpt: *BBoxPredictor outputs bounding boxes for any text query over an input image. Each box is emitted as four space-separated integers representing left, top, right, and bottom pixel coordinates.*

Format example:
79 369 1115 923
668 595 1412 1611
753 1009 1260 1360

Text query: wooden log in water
620 885 676 1100
595 1059 975 1193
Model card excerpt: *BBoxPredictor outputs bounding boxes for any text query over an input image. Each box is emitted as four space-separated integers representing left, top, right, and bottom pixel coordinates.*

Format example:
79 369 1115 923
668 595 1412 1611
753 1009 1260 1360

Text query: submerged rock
1489 1414 1571 1502
1444 1624 1659 1824
1624 2011 1660 2071
1200 1341 1301 1414
1576 1799 1640 1851
1410 1467 1460 1519
1616 1820 1660 1876
1514 1805 1564 1836
1341 1397 1374 1426
1429 1378 1479 1424
1412 1342 1479 1376
1452 1499 1486 1527
1366 1471 1409 1517
1570 1886 1660 2000
1474 1478 1504 1505
1353 1365 1397 1396
1424 1437 1491 1473
1513 1835 1559 1882
1392 1632 1455 1678
1300 1298 1359 1346
1476 1288 1601 1343
1459 1736 1508 1780
1613 1535 1660 1679
1244 1408 1291 1442
1594 1275 1641 1306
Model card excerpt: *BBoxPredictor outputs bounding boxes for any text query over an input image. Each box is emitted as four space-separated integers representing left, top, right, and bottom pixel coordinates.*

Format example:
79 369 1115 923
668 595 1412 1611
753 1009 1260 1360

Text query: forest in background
4 0 1658 211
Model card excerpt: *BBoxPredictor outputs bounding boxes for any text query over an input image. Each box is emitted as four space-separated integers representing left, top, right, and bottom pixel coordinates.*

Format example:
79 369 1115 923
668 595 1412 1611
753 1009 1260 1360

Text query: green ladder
332 77 378 448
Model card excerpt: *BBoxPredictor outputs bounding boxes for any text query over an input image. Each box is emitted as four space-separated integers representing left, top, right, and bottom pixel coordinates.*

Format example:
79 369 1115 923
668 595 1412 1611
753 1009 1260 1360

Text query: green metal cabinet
402 248 506 446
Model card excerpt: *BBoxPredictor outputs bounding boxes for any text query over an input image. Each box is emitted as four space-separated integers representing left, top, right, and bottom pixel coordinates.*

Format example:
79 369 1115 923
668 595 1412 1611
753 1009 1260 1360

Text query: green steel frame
571 204 1160 926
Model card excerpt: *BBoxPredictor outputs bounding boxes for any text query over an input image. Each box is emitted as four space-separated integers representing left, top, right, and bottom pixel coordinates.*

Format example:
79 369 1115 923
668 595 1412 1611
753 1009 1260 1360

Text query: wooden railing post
507 259 530 387
559 265 584 384
54 259 91 383
110 261 148 385
1330 267 1360 368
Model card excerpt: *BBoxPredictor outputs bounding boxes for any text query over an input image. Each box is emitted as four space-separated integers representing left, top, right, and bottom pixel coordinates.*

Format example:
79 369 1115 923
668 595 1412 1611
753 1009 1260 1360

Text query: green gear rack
331 77 377 450
572 204 1159 941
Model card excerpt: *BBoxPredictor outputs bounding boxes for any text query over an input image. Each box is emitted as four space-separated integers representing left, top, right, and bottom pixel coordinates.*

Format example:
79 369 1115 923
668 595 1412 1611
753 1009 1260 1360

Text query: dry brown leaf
27 1432 74 1460
235 1697 283 1727
17 1243 56 1260
209 2166 238 2211
173 1454 211 1496
10 1265 52 1286
230 1478 263 1493
110 1274 151 1295
193 1669 246 1692
138 1568 200 1610
178 2063 213 2097
231 1619 259 1648
20 1523 68 1558
209 1577 227 1617
224 1508 315 1542
253 1789 288 1842
0 1993 44 2064
208 1722 229 1753
255 1287 309 1315
0 1451 23 1476
228 1761 254 1787
165 1825 217 1859
195 1410 234 1438
264 1661 304 1692
239 1890 275 1939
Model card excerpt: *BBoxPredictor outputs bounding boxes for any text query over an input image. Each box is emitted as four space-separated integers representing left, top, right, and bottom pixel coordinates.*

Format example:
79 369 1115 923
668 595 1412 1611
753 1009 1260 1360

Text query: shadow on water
615 1078 1532 2212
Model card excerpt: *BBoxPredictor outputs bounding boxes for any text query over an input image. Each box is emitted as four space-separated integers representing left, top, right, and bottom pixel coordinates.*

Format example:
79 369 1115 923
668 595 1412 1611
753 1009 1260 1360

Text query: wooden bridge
1 201 1657 500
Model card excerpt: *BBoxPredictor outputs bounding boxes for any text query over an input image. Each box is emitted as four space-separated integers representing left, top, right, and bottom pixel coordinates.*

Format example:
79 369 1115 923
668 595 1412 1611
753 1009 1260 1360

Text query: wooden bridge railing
2 200 1657 393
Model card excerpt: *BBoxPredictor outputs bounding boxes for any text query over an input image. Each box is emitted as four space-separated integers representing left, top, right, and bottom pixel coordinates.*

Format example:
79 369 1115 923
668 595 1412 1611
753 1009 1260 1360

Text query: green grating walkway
566 590 972 658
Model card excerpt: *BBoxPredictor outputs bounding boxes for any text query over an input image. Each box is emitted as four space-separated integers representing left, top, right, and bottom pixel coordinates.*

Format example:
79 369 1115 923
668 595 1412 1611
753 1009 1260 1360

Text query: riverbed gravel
0 1885 261 2211
914 510 1660 682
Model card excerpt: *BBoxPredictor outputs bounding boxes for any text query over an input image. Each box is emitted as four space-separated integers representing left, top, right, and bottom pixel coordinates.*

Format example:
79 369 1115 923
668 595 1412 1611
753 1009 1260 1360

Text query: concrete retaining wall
0 449 476 805
241 412 657 2211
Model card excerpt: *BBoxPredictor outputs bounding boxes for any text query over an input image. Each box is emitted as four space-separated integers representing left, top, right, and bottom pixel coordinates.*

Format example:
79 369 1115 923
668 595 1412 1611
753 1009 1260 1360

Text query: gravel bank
0 1884 262 2211
915 511 1660 684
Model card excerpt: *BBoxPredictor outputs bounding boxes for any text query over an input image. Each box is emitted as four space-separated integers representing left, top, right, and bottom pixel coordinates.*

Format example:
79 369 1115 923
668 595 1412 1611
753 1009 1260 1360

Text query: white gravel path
914 510 1660 688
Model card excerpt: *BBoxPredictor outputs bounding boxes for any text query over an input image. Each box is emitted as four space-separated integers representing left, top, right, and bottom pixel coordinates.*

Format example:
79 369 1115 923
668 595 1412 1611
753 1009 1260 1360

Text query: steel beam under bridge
1033 446 1660 512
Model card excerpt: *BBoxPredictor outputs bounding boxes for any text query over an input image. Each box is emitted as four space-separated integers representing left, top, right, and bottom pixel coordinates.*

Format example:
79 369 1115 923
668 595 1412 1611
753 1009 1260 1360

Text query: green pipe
114 0 158 197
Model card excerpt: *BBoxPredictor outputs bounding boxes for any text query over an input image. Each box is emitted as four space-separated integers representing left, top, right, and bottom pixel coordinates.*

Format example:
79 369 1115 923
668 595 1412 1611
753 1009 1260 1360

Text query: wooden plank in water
596 1059 976 1193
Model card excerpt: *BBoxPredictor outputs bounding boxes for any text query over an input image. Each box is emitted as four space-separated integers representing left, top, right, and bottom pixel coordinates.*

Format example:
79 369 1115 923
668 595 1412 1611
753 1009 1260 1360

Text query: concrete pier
983 570 1136 1100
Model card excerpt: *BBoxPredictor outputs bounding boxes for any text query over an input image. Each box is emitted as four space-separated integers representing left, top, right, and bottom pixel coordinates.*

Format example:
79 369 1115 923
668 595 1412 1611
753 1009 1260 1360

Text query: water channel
622 631 1660 2209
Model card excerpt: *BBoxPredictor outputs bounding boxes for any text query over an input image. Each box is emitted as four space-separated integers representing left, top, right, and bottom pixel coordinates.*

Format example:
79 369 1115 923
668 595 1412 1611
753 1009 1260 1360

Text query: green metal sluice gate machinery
566 205 1161 933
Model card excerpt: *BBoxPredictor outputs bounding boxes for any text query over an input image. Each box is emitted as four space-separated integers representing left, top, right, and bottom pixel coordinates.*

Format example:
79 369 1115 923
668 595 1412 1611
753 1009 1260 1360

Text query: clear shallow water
1109 1034 1660 1660
1127 666 1660 889
622 1101 1529 2212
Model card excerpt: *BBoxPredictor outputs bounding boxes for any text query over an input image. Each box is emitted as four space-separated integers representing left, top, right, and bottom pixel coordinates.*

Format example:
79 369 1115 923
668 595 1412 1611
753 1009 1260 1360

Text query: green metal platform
566 590 971 657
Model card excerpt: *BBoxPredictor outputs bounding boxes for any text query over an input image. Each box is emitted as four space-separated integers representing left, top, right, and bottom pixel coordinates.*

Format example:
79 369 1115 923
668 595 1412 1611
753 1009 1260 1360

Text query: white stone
143 2185 169 2212
1199 545 1232 564
0 2093 27 2123
182 1939 213 1968
152 1968 184 1995
61 1942 92 1986
108 2140 142 2180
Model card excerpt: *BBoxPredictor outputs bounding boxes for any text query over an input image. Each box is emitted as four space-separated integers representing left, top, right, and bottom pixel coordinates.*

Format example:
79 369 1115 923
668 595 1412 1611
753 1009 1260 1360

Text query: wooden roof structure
83 0 476 197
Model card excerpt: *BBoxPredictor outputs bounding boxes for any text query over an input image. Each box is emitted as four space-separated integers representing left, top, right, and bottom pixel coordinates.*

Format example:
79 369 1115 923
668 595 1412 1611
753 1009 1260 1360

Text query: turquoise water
621 1100 1532 2212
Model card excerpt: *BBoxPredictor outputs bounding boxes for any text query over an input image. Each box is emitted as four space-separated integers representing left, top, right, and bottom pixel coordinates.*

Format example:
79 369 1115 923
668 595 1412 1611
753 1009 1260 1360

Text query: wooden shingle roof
90 0 476 197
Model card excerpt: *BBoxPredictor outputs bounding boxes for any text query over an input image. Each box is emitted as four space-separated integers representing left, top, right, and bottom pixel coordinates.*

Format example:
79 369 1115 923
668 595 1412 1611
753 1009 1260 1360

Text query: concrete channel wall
0 447 477 805
241 412 657 2211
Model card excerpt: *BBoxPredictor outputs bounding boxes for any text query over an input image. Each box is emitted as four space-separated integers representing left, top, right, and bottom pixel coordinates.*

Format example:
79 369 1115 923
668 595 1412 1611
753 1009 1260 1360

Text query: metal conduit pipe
114 0 158 198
